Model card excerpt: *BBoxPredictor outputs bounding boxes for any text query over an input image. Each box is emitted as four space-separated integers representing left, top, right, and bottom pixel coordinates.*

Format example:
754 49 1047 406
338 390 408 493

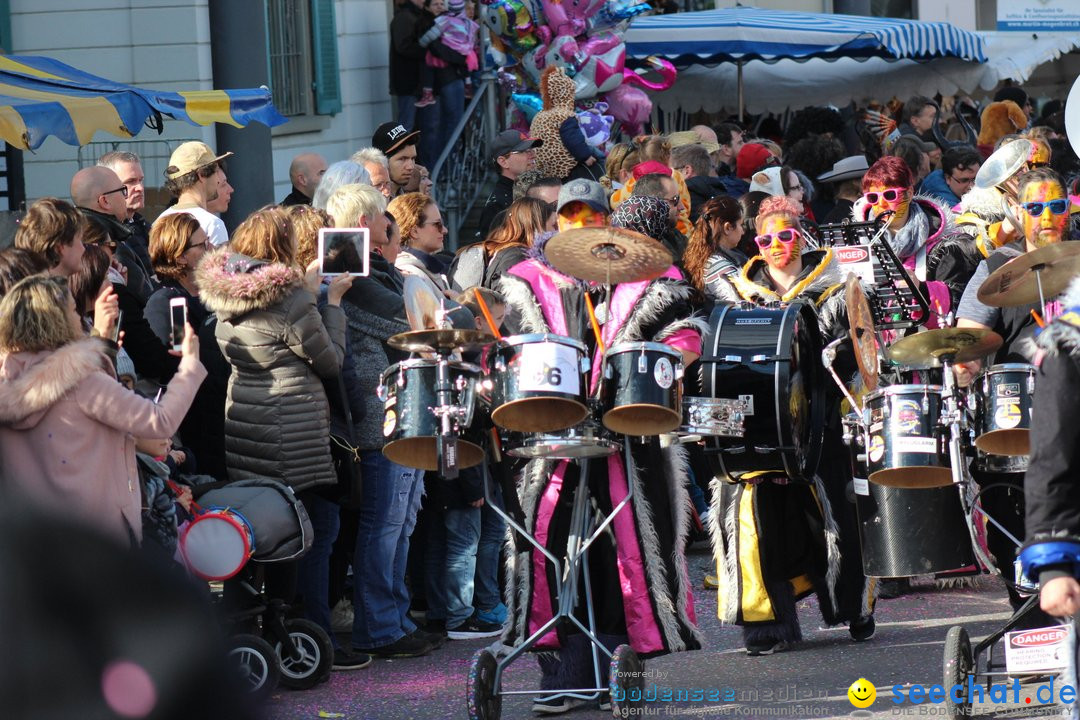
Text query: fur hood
0 339 113 428
195 248 304 320
734 248 843 304
957 186 1007 223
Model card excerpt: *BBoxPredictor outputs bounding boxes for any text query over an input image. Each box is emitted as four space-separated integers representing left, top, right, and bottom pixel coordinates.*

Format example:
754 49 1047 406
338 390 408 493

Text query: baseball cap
667 130 720 154
817 155 870 183
490 129 543 162
372 121 421 157
556 178 608 214
164 142 233 180
736 143 777 180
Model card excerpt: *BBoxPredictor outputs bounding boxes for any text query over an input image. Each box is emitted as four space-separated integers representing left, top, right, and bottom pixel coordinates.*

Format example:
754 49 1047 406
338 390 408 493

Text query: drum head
602 405 682 436
181 512 252 581
382 437 484 472
491 398 589 434
974 429 1030 456
868 466 954 489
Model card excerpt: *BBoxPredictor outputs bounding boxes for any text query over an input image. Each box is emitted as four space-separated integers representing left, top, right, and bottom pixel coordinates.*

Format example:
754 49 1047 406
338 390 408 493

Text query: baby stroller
178 478 333 697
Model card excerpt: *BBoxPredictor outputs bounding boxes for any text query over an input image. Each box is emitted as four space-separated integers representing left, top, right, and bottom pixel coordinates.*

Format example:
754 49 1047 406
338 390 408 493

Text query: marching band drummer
497 193 705 714
708 196 877 656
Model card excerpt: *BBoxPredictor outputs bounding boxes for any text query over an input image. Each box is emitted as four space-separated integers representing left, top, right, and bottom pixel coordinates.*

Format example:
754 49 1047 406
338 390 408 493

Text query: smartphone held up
169 297 187 353
317 228 371 277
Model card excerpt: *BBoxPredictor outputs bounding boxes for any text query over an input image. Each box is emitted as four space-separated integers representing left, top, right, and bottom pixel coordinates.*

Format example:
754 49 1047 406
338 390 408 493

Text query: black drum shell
601 342 683 436
972 363 1034 456
486 334 589 433
864 385 951 488
700 301 825 483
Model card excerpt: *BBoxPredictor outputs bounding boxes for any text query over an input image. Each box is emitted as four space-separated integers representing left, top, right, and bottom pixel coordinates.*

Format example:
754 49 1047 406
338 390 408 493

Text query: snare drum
602 342 683 435
678 396 746 438
864 384 951 488
487 334 589 433
504 420 619 460
180 507 256 581
972 363 1034 456
380 359 484 472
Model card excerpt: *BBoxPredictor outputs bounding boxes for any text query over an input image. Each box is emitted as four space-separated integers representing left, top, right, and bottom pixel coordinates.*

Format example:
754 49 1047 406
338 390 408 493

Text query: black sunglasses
101 186 129 199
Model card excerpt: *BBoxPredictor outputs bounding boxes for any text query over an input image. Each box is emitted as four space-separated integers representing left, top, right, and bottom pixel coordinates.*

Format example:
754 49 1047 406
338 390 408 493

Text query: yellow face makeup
557 202 608 231
1019 180 1068 249
864 183 911 227
757 214 802 270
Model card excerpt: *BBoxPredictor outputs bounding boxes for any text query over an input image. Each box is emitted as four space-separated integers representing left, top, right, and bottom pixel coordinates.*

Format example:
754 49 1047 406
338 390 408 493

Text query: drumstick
474 290 502 341
584 292 605 355
1030 309 1046 329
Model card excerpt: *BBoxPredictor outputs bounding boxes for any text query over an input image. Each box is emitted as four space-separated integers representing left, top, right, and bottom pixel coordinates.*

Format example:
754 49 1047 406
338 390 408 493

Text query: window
265 0 341 117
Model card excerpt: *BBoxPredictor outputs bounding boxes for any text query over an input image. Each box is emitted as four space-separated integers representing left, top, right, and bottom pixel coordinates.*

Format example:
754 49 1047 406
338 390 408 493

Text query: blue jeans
396 95 417 132
474 482 505 613
296 491 340 645
417 78 465 168
425 505 482 629
351 451 423 649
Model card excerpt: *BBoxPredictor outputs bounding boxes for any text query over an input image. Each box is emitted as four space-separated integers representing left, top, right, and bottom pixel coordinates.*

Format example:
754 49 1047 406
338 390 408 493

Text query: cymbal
845 275 879 391
404 275 442 331
886 327 1003 368
977 242 1080 307
388 328 495 353
544 227 673 284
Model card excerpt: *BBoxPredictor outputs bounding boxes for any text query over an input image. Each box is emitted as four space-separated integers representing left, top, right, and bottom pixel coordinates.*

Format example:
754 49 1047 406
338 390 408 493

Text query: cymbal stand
475 438 634 713
432 347 462 479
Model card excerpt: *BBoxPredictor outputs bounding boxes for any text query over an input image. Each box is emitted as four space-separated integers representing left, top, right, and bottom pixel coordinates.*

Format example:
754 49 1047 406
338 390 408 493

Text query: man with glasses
97 151 155 277
477 129 541 240
155 141 233 248
350 148 395 200
632 171 688 260
71 165 157 303
921 147 982 208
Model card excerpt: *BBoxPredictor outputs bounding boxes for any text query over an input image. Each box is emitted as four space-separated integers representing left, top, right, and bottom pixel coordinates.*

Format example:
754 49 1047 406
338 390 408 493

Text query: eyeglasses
788 184 803 193
1022 199 1068 216
422 218 445 230
185 239 208 252
948 173 977 186
102 186 129 199
863 188 907 204
666 195 680 208
753 228 800 249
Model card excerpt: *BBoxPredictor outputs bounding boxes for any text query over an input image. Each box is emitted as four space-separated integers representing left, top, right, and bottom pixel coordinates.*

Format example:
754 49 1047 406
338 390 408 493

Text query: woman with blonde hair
0 275 206 545
288 204 335 268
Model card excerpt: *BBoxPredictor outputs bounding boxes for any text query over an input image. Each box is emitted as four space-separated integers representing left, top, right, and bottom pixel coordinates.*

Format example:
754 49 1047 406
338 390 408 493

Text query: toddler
417 0 479 108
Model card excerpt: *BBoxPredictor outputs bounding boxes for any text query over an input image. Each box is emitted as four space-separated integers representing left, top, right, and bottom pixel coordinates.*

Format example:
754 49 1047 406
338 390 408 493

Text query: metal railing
429 74 498 251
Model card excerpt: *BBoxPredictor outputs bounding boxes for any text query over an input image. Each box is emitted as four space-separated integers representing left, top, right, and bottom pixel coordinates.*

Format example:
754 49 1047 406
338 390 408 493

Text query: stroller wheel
272 618 333 689
467 648 501 720
943 625 973 719
228 633 280 699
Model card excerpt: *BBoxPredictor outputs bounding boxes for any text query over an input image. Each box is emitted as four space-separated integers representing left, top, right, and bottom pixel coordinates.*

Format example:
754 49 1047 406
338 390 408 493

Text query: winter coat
196 250 346 491
920 169 960 208
0 339 206 544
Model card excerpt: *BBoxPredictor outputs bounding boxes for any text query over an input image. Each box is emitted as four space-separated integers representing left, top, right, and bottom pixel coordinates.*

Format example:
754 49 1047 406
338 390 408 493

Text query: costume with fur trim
530 66 579 179
704 248 875 649
498 254 704 666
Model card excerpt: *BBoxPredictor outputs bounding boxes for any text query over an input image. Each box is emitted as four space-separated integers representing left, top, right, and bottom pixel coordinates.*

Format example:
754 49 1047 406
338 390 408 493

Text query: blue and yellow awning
0 54 287 150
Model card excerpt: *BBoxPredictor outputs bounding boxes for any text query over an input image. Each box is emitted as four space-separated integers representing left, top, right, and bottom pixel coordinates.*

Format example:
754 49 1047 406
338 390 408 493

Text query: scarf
889 200 929 261
609 195 671 242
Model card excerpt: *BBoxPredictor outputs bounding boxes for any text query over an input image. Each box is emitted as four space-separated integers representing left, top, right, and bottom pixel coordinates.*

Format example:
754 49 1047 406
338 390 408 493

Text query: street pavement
266 543 1071 720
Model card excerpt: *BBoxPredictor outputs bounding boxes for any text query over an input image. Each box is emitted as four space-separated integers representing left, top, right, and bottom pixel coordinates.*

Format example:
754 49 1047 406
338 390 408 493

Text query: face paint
1029 140 1051 168
865 183 911 227
757 215 802 270
557 202 607 231
1019 180 1068 249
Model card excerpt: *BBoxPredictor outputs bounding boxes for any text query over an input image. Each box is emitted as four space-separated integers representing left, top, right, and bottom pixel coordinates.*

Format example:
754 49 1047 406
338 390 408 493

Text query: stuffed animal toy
977 100 1027 151
530 65 581 179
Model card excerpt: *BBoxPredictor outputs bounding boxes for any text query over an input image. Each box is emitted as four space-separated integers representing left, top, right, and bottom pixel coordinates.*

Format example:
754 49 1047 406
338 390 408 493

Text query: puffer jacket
196 250 346 491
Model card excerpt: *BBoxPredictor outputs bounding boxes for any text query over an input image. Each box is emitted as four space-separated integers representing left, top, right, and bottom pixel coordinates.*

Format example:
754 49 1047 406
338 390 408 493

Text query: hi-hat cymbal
544 227 673 284
886 327 1003 368
977 243 1080 307
845 275 879 391
404 275 443 331
388 328 495 353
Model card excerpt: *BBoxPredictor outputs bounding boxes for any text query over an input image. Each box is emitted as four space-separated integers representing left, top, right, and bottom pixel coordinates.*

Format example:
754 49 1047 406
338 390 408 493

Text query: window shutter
309 0 341 115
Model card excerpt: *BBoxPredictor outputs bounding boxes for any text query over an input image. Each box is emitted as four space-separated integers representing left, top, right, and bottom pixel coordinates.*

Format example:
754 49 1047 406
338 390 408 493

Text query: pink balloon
604 84 652 136
621 56 677 92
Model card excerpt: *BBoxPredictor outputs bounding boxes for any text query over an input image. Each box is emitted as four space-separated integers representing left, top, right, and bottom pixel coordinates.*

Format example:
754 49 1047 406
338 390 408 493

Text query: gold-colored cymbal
845 275 879 391
977 242 1080 307
544 226 673 284
387 329 495 354
403 275 443 331
886 327 1003 368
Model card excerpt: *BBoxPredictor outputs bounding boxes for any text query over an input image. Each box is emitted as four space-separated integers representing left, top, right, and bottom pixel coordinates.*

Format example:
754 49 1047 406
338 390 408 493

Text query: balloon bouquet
480 0 676 145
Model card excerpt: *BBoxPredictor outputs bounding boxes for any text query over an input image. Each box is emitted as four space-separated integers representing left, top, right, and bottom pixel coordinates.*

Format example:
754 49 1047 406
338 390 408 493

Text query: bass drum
701 302 825 483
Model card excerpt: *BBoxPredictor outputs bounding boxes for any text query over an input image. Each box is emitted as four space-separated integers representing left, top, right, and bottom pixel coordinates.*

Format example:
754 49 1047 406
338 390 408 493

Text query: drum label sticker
518 343 581 395
995 402 1023 429
654 357 674 389
869 421 883 434
835 244 875 285
996 383 1021 398
894 400 922 433
734 317 772 325
853 477 870 496
383 410 397 437
384 396 397 411
896 436 936 454
868 435 884 463
738 394 754 416
1004 625 1072 673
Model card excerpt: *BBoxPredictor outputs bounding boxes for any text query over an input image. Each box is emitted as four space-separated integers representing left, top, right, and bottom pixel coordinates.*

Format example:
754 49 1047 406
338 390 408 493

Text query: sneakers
745 639 787 656
330 598 354 633
359 633 434 658
332 647 372 671
412 625 447 649
447 614 503 640
415 89 436 108
849 615 876 642
475 603 507 626
532 694 588 714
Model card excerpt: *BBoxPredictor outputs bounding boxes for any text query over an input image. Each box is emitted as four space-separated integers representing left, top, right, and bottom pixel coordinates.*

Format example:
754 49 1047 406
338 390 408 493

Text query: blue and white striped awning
624 7 987 68
0 55 286 150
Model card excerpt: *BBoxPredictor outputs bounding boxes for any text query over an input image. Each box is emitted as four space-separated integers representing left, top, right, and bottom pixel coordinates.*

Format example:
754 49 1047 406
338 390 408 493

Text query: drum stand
466 439 643 720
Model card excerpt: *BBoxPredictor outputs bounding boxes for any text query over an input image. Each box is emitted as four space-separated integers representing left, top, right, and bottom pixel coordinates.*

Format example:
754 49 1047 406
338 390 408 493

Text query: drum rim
604 341 682 358
180 508 253 581
866 383 943 399
974 363 1035 376
382 359 482 378
496 333 588 354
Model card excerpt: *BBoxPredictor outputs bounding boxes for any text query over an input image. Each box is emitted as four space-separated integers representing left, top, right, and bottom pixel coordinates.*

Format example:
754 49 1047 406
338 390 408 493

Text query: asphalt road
265 543 1072 720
